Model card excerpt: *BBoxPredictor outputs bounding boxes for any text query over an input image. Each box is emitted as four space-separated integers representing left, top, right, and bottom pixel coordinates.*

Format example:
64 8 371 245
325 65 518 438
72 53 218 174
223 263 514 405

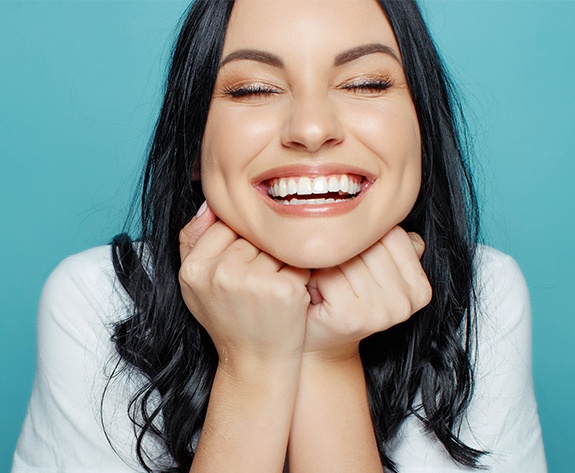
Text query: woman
12 0 546 472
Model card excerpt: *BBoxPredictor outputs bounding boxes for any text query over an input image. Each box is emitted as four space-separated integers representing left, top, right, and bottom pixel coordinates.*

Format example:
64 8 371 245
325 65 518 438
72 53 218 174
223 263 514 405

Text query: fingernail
195 201 207 218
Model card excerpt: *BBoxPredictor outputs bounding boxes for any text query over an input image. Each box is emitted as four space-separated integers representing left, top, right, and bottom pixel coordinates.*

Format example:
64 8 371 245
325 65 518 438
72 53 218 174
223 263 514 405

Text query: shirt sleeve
11 246 144 472
388 247 547 472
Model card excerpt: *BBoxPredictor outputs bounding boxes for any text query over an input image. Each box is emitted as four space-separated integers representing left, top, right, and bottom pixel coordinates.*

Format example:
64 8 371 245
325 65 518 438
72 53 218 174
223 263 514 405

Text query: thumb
306 272 324 305
179 201 218 259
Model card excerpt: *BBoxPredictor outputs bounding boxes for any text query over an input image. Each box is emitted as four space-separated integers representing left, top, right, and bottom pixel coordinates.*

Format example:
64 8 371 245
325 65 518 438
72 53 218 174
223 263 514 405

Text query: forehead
223 0 399 58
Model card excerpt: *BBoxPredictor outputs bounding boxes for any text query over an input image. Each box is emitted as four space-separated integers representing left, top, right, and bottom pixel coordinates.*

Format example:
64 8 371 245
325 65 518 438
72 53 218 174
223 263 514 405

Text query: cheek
351 102 422 223
384 108 422 215
345 101 422 204
200 105 281 224
351 101 420 158
202 105 282 176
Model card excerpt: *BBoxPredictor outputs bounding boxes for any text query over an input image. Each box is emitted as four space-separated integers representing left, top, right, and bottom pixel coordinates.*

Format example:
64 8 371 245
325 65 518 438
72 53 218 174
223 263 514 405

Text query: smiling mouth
265 174 363 205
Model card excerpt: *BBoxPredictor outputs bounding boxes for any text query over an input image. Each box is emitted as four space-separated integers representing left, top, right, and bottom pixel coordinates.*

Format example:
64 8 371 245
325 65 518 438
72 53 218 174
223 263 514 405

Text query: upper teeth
267 175 362 198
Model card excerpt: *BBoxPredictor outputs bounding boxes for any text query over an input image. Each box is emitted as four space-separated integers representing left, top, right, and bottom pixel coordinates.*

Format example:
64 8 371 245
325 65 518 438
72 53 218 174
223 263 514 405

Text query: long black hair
110 0 483 471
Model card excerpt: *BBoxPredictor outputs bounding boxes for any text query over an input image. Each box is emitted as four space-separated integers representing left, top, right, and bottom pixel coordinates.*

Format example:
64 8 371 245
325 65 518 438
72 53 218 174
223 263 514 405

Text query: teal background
1 1 573 471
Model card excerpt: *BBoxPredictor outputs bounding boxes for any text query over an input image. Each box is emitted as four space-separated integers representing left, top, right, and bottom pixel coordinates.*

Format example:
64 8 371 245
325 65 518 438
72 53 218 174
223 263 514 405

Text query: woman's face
201 0 421 268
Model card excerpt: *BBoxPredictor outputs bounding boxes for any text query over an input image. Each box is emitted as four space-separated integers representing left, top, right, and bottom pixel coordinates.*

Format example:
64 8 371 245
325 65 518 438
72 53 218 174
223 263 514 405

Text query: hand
178 202 312 373
304 226 432 359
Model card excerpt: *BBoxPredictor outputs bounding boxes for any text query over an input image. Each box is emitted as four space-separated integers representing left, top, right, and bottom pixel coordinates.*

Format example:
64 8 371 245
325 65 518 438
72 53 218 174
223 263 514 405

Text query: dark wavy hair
109 0 483 471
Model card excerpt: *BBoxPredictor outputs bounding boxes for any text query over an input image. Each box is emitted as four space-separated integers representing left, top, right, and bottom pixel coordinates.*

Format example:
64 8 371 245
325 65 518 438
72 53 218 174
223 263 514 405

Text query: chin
265 241 362 269
284 254 349 269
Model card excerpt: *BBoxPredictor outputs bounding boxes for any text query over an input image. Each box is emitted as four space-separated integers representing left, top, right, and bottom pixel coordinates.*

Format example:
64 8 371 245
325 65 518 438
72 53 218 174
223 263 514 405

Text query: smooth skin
179 205 430 472
178 0 432 471
201 0 421 269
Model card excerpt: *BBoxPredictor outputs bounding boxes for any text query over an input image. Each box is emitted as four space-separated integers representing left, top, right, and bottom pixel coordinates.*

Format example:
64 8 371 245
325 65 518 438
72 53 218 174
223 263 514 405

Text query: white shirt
12 245 547 472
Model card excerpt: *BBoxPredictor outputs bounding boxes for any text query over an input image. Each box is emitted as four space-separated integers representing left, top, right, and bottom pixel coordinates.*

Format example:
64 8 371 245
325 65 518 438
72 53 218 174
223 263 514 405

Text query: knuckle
419 279 433 308
410 271 432 310
179 263 214 303
414 238 425 258
179 258 201 286
178 226 188 244
272 277 303 303
406 268 432 311
212 263 234 291
394 293 414 321
243 272 264 296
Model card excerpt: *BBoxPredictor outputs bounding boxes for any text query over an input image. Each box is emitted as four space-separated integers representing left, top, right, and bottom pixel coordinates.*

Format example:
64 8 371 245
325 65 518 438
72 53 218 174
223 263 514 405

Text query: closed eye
224 82 283 99
339 77 393 94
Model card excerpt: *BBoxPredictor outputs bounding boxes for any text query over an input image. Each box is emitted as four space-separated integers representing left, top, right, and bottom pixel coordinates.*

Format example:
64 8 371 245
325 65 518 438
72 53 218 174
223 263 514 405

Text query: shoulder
466 246 547 471
40 245 131 328
13 247 144 471
475 245 525 289
43 245 117 303
390 247 546 471
35 244 132 371
474 245 527 298
472 245 531 346
34 245 134 383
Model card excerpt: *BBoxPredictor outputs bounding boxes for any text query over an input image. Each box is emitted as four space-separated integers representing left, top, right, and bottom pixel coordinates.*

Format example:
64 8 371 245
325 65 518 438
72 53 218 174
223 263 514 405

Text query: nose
281 94 344 153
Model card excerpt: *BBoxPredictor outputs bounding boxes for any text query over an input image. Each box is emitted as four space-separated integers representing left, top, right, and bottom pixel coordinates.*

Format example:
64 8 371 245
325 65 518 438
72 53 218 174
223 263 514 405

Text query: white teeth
312 176 328 194
284 197 347 205
278 179 288 198
297 177 313 195
339 174 349 193
328 176 340 192
267 174 363 198
287 178 298 195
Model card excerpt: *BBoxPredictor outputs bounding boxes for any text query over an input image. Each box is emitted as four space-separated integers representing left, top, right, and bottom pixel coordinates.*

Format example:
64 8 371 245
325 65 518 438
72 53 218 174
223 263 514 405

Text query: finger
338 228 425 298
179 201 218 258
280 265 311 284
380 227 432 309
407 232 425 259
179 205 240 262
251 249 286 273
185 220 240 259
306 275 323 305
308 266 354 307
249 252 310 290
379 226 423 270
221 237 262 265
355 238 401 291
336 255 377 298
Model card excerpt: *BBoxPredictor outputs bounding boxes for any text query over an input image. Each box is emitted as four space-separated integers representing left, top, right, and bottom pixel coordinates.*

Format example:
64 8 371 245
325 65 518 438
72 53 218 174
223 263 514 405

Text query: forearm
190 359 300 473
288 353 383 472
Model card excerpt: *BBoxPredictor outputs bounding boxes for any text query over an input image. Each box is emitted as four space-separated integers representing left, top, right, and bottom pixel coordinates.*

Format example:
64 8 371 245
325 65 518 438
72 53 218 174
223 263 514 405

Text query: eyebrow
334 43 401 66
220 49 284 68
219 43 400 69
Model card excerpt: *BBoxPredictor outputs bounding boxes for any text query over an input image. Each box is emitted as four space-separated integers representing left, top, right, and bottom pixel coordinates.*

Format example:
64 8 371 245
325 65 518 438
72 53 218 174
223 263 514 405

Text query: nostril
283 140 308 151
283 135 343 153
281 105 344 153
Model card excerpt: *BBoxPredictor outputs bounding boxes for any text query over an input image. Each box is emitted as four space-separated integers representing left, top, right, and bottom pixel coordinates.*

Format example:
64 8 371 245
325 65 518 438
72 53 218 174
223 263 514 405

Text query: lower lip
256 185 369 217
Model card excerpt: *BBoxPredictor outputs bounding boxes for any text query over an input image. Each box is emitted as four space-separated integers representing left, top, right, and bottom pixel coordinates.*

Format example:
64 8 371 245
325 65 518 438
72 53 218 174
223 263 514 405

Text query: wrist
301 342 361 366
217 348 303 385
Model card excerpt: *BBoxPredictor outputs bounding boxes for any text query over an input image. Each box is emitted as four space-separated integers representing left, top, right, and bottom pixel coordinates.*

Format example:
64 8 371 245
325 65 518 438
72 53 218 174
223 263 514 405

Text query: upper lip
252 164 377 185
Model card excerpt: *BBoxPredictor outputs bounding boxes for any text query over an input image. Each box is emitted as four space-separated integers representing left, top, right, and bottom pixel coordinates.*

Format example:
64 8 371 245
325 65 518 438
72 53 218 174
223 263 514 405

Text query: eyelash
224 77 393 99
339 77 393 93
224 83 282 98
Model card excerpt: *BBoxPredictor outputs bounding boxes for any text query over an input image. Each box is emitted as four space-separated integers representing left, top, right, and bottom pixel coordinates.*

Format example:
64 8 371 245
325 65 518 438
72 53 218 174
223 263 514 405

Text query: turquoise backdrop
1 1 573 471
